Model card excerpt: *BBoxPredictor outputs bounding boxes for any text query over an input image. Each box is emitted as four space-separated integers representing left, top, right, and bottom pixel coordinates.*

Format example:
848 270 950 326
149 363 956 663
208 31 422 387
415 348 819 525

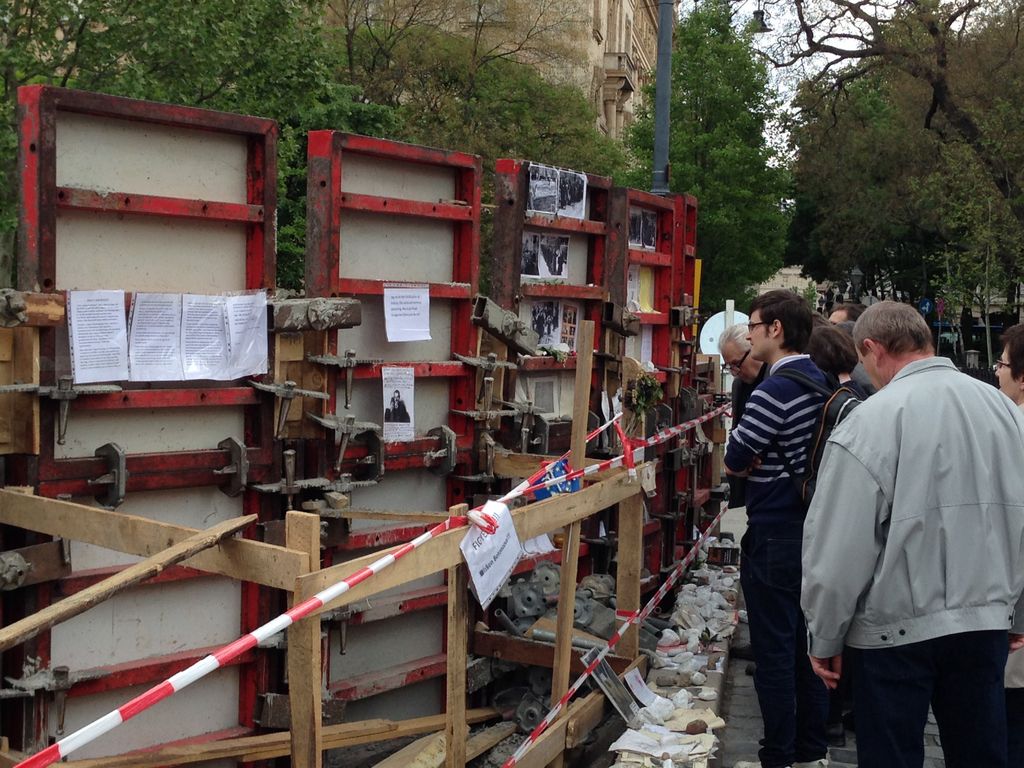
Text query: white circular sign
699 310 750 357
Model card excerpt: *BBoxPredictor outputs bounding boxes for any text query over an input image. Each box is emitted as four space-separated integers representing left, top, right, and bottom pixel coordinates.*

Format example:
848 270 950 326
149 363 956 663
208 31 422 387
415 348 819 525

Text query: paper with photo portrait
559 302 580 351
556 169 587 220
537 234 568 280
382 366 415 442
521 232 541 278
527 163 558 216
529 300 561 347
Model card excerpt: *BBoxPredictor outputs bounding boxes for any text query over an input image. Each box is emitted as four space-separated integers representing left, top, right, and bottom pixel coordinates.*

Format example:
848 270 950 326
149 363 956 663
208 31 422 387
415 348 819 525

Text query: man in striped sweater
725 290 830 768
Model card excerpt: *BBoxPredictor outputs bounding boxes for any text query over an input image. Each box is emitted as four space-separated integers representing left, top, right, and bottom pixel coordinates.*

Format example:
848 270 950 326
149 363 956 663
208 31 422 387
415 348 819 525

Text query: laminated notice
460 501 523 609
67 290 129 384
383 283 431 342
128 293 182 381
225 291 269 379
181 294 229 380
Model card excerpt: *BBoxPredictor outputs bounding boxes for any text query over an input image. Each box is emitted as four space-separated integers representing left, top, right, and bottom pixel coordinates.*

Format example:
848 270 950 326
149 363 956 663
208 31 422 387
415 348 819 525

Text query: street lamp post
849 266 864 303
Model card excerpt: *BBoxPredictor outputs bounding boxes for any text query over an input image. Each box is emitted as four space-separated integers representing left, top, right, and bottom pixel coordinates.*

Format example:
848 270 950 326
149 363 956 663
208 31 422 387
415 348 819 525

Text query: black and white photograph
520 232 540 277
531 377 557 416
641 210 658 249
556 169 587 220
538 234 569 279
530 300 561 347
381 366 415 442
527 163 558 216
628 208 643 247
560 302 579 351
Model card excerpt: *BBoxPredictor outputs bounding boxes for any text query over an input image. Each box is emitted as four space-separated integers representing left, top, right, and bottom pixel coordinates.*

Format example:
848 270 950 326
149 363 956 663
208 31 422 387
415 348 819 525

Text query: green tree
0 0 394 287
626 2 791 313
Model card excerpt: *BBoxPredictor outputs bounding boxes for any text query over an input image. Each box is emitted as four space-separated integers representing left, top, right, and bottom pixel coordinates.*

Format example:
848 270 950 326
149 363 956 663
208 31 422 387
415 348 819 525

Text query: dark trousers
741 521 829 768
1008 686 1024 767
849 630 1009 768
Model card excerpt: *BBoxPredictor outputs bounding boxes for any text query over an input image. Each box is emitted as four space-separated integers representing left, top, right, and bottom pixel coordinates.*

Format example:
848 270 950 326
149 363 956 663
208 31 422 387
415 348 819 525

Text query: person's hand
724 456 761 478
1010 633 1024 653
809 654 842 690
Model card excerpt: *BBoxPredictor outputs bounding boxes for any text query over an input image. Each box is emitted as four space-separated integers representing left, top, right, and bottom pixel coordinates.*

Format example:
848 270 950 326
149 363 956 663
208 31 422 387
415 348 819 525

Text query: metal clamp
251 449 330 510
0 376 123 445
213 437 249 497
307 349 382 409
424 425 457 477
472 295 539 356
306 411 381 473
452 376 518 422
249 379 329 438
87 442 128 509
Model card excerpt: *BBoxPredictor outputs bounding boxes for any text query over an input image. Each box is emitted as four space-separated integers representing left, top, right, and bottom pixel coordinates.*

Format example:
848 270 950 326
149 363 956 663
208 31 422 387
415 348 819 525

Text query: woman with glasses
995 323 1024 767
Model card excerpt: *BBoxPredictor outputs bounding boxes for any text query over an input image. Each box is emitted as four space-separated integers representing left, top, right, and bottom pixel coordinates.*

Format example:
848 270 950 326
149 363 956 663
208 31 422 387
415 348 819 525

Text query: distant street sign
918 297 934 315
936 298 946 316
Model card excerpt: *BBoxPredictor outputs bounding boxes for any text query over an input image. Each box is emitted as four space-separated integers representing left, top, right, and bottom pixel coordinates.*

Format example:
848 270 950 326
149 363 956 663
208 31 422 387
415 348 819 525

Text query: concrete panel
347 469 449 534
339 212 454 284
55 406 244 459
345 376 451 441
342 678 443 723
329 607 443 677
55 212 247 292
50 577 241 669
54 669 239 764
341 298 453 362
341 153 456 205
67 487 245 571
56 113 248 204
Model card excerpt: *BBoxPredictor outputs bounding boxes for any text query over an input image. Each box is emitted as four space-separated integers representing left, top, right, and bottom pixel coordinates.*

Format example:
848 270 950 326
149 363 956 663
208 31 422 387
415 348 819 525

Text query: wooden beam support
0 515 255 652
0 490 305 591
297 467 641 615
615 493 644 659
287 511 324 768
445 504 470 768
60 710 500 768
549 321 594 768
492 452 601 480
471 630 634 675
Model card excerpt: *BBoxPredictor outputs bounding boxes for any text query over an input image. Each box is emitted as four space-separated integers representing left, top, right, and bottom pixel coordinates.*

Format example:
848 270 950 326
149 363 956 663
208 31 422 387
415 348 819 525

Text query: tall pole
651 0 674 195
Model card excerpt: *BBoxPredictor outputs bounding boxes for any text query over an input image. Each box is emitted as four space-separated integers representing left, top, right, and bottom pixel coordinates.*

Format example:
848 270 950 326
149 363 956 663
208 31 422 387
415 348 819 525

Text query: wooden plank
61 710 501 768
297 467 641 615
615 493 644 659
0 327 39 454
336 509 451 523
0 514 255 652
287 511 324 768
445 504 470 768
549 320 594 768
372 721 516 768
492 452 601 480
0 489 305 591
0 540 69 587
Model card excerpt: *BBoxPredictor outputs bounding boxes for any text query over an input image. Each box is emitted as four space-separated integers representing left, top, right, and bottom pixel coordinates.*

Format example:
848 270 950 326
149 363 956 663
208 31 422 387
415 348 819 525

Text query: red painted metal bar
340 192 473 222
73 388 260 410
522 214 607 236
344 585 449 626
334 524 432 551
627 247 673 267
336 133 479 169
336 278 471 299
520 283 604 301
56 187 265 223
58 565 210 596
635 312 670 325
352 361 466 380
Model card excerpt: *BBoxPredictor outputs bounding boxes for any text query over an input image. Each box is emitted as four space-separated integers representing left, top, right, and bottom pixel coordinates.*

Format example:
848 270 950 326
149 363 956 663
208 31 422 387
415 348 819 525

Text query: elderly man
802 302 1024 768
720 323 766 512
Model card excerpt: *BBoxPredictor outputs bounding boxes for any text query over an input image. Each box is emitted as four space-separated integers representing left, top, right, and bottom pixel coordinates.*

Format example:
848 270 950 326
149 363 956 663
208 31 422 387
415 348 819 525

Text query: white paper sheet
67 290 129 384
181 294 229 380
128 293 182 382
641 325 653 363
382 366 415 442
624 668 660 707
627 265 640 311
225 291 268 379
521 533 556 557
383 284 431 342
460 501 524 609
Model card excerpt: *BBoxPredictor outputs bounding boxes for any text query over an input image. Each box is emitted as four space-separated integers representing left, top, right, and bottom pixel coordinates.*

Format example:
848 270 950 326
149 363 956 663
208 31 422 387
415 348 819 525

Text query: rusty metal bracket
213 437 249 497
424 425 457 477
249 379 329 437
251 449 331 509
0 376 123 445
472 295 539 356
306 411 381 473
603 301 640 337
307 349 382 409
670 305 696 327
87 442 128 509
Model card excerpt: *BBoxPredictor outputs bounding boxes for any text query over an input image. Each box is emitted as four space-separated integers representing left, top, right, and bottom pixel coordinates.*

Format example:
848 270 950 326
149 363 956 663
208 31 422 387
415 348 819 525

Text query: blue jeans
849 630 1008 768
741 521 829 768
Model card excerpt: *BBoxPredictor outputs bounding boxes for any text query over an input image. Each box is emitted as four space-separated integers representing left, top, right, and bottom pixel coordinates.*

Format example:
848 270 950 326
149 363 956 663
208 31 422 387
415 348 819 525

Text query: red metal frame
12 85 279 756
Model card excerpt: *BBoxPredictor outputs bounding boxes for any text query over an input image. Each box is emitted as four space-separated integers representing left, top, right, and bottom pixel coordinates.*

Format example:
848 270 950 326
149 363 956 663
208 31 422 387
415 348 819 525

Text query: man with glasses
802 302 1024 767
725 290 830 768
720 323 767 512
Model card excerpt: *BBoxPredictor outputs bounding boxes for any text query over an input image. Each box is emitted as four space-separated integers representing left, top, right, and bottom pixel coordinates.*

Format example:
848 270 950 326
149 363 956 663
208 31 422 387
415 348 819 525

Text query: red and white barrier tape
501 502 729 768
16 405 727 768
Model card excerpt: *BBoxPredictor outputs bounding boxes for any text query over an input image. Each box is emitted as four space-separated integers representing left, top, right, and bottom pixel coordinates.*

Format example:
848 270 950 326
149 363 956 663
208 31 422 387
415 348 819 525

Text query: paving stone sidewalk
716 619 947 768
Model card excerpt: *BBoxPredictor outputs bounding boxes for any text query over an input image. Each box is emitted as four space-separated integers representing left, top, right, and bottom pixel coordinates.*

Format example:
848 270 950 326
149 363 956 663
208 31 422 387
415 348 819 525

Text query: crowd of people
721 290 1024 768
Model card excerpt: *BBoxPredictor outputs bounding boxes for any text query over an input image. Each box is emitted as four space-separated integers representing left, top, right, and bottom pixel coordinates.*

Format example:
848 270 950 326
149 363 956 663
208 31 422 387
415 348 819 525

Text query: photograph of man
384 389 410 423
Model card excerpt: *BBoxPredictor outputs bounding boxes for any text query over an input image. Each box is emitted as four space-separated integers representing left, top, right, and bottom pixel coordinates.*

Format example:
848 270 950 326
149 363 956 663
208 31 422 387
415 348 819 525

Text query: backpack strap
770 367 836 509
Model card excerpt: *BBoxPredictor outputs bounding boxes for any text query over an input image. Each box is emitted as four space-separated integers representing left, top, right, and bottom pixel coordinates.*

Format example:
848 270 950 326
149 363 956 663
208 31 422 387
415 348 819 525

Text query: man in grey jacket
802 301 1024 768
